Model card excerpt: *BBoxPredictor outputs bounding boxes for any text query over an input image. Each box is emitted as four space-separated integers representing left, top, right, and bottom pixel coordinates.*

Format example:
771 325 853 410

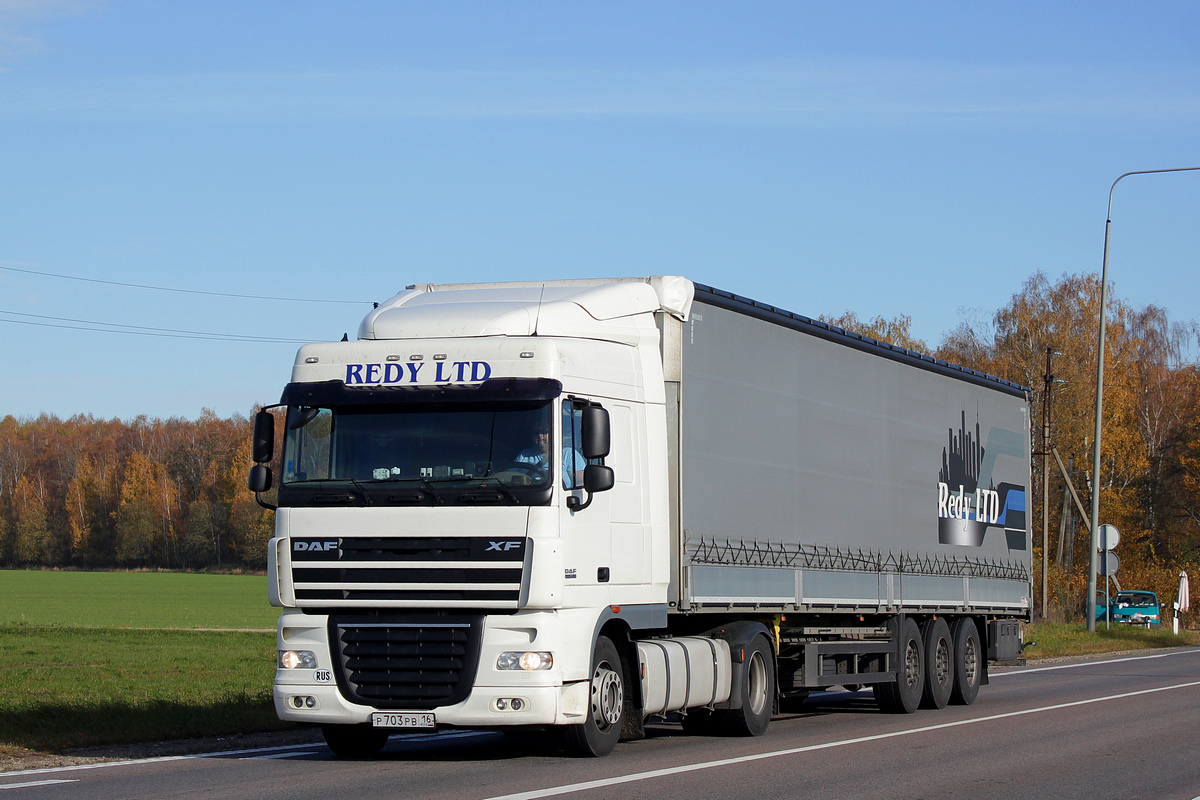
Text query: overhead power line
0 264 372 305
0 309 313 343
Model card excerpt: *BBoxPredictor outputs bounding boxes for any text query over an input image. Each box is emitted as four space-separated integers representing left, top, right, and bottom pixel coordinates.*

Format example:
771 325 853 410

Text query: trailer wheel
949 618 981 705
919 618 954 709
321 725 390 758
561 636 625 757
713 635 774 737
875 618 924 714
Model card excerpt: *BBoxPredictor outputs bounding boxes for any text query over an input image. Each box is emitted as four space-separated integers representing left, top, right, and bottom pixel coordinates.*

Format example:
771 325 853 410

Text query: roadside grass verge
1023 621 1200 659
0 624 287 753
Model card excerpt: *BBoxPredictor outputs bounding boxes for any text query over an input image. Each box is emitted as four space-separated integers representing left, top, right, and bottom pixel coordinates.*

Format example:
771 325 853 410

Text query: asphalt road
6 648 1200 800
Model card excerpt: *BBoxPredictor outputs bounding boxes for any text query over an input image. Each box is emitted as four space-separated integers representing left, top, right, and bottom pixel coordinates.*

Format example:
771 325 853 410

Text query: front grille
290 535 528 609
330 616 484 709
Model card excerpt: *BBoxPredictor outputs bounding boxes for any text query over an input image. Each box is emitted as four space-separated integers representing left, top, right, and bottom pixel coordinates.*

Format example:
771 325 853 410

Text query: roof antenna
341 333 349 342
532 284 546 335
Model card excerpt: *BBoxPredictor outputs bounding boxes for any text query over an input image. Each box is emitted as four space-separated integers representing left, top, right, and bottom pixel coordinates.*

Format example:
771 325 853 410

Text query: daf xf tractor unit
248 276 1031 757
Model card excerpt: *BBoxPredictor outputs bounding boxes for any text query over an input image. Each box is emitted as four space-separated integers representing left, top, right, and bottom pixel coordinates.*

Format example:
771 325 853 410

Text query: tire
321 724 390 758
560 636 626 757
949 617 981 706
919 618 954 709
875 618 924 714
712 635 774 737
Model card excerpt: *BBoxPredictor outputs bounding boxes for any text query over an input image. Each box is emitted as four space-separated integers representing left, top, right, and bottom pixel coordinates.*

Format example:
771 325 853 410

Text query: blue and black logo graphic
937 411 1026 549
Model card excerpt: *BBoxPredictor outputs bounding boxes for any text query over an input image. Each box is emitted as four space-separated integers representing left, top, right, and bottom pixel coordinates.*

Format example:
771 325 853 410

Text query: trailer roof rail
694 283 1030 399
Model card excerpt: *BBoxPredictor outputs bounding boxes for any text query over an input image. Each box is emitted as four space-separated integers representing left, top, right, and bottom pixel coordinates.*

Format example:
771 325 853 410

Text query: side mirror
581 405 610 459
583 464 614 494
252 410 276 464
248 464 273 494
567 465 614 512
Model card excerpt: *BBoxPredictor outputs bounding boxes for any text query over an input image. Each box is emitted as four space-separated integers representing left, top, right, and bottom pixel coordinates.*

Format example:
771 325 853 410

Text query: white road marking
480 678 1200 800
0 780 79 789
1 743 318 778
243 751 319 760
1 731 493 779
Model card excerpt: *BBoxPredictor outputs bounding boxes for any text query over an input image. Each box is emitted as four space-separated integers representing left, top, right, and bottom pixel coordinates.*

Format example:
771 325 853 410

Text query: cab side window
561 400 603 489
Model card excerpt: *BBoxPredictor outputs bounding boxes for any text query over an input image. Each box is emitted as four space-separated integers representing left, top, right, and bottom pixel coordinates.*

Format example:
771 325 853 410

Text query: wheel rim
746 650 768 715
591 660 623 730
904 639 921 691
935 638 950 687
962 637 978 686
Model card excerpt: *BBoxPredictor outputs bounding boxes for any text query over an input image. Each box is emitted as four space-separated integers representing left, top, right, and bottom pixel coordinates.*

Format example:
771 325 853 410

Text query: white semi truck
248 277 1031 757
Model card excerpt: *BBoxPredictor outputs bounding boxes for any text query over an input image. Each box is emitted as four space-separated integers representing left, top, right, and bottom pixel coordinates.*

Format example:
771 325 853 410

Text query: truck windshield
281 401 555 493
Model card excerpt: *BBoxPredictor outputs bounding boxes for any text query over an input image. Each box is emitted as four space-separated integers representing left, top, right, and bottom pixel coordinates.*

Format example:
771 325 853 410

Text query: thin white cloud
1 57 1197 128
0 0 99 70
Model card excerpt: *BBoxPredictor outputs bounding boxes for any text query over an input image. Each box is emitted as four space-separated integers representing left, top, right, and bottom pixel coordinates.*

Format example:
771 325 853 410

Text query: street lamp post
1088 167 1200 632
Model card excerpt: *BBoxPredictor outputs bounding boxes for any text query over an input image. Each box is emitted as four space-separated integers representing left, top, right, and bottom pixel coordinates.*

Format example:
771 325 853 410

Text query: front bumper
273 609 595 729
273 680 589 728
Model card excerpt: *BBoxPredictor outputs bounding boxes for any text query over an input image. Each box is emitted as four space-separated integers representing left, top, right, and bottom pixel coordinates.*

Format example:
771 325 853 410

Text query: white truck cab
249 276 1031 757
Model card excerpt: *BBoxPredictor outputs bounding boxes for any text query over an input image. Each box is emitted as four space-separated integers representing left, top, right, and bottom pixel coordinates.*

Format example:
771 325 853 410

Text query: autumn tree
222 441 273 569
12 475 56 565
937 271 1200 617
114 452 179 567
819 311 930 352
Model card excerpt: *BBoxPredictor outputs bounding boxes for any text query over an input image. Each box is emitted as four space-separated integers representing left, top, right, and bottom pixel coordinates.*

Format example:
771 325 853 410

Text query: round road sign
1098 524 1120 551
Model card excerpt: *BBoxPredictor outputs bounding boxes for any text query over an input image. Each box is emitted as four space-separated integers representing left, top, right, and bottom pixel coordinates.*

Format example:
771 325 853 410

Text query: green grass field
0 569 278 629
0 570 286 754
1 625 285 751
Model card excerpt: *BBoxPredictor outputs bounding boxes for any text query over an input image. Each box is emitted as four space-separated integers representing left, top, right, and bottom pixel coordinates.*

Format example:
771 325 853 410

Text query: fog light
279 650 317 669
497 651 553 671
492 697 530 712
289 695 319 710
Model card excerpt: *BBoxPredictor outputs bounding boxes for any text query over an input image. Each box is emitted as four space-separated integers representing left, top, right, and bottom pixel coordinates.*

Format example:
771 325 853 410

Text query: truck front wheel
712 635 774 737
561 636 626 757
321 724 390 758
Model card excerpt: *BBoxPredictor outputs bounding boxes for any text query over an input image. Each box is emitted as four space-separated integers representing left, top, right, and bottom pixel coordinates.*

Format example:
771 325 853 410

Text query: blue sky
1 1 1198 420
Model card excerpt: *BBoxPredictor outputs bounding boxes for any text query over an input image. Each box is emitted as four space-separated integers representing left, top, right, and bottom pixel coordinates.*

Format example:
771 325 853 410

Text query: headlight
279 650 317 669
497 651 554 671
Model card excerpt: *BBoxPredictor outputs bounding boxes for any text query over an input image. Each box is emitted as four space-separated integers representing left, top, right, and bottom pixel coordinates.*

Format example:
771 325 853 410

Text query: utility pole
1037 347 1056 619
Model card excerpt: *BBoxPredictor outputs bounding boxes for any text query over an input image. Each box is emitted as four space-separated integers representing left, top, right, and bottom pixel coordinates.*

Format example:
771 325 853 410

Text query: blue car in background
1095 590 1162 628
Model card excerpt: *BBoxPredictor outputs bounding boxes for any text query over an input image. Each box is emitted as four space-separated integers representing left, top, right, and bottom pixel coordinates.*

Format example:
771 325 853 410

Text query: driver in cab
514 425 585 487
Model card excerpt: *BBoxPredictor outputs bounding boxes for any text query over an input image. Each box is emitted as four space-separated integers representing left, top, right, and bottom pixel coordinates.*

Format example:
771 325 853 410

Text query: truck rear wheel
875 618 924 714
712 635 773 737
561 636 626 757
321 724 390 758
949 618 981 705
919 618 954 709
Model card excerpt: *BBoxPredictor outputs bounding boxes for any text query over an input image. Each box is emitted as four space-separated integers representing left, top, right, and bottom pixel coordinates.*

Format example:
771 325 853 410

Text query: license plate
371 712 436 730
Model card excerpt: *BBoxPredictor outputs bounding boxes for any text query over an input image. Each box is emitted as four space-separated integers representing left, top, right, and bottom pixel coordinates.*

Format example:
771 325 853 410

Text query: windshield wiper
379 477 445 505
347 479 375 507
457 481 520 505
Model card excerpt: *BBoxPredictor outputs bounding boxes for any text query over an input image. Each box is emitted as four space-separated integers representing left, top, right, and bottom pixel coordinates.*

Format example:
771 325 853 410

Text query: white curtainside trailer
249 277 1031 757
